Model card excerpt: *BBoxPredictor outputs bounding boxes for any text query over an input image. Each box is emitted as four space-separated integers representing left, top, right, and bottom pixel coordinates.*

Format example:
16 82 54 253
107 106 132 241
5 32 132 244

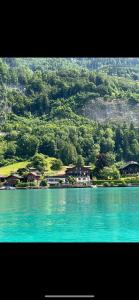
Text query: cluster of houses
1 161 139 188
0 166 92 188
46 166 91 186
0 167 41 187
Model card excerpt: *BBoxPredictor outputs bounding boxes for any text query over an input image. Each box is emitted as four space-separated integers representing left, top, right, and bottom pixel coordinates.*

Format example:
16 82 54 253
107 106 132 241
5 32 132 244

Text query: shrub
16 182 29 188
58 179 64 184
103 182 111 187
40 180 48 187
15 179 20 186
118 180 126 187
51 159 63 170
30 153 46 172
28 181 37 187
100 166 120 180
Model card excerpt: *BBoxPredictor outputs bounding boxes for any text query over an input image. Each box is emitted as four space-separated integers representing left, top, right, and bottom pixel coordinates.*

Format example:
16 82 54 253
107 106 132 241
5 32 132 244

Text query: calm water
0 187 139 242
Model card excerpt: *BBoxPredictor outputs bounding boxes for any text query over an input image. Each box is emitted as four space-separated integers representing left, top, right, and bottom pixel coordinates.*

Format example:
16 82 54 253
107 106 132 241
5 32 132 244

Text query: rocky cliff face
81 98 139 124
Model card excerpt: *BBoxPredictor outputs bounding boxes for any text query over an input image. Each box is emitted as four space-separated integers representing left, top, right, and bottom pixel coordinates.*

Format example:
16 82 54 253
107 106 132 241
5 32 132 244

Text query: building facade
46 175 66 186
65 166 91 183
5 174 22 186
65 166 91 176
119 161 139 175
26 172 41 183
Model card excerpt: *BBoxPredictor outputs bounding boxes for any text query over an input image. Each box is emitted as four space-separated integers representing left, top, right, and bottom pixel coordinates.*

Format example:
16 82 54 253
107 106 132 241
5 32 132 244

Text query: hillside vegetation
0 156 66 176
1 57 139 175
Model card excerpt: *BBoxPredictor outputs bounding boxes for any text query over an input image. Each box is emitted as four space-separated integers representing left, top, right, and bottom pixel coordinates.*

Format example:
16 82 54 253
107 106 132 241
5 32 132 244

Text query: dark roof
119 161 139 170
46 175 66 178
6 174 23 179
66 166 91 173
27 172 40 177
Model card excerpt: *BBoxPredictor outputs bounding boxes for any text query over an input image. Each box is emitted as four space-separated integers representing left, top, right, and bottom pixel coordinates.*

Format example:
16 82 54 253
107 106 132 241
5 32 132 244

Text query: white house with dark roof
45 175 66 186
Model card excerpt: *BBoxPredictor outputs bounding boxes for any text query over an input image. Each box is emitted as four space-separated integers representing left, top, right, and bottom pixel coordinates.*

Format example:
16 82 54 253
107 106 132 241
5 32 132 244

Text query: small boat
0 186 6 190
91 185 97 188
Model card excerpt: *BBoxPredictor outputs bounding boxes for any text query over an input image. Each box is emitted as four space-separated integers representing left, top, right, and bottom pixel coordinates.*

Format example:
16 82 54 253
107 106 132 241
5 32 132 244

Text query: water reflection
1 188 139 241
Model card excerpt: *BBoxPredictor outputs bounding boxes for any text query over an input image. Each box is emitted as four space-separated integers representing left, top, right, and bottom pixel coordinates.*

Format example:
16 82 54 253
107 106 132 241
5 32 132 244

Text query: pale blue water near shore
0 187 139 242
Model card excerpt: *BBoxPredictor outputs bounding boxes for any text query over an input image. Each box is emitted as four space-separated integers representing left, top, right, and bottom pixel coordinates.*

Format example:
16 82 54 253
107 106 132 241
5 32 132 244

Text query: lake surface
0 187 139 242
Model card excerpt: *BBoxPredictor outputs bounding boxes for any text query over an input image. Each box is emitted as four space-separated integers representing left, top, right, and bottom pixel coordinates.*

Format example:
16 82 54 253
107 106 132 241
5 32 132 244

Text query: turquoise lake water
0 187 139 242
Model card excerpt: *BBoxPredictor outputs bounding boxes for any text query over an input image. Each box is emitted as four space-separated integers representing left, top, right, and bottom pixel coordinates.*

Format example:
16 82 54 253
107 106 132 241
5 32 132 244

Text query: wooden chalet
65 166 91 183
26 172 41 183
119 161 139 175
65 166 91 176
46 175 66 186
5 174 23 186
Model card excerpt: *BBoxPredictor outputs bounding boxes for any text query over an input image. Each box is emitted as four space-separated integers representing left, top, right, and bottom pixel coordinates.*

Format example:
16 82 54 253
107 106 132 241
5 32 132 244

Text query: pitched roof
46 175 66 179
0 175 7 179
119 161 139 170
66 166 91 172
27 172 40 177
6 174 23 179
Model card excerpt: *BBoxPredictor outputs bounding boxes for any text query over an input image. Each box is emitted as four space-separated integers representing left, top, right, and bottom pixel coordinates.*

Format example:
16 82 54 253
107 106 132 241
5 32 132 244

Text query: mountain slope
1 57 139 168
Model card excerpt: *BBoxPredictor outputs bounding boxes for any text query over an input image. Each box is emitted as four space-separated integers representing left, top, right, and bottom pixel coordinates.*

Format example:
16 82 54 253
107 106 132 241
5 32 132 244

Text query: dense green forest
1 57 139 178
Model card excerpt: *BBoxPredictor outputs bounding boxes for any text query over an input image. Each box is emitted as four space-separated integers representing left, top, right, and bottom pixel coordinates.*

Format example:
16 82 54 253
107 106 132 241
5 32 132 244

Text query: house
5 174 23 186
45 175 66 186
26 172 41 183
119 161 139 175
65 166 91 183
65 166 91 176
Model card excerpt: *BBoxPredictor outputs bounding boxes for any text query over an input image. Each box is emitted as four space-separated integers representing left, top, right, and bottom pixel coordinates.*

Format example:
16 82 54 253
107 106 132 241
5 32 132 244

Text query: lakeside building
65 166 91 183
5 174 23 186
25 172 41 183
46 175 66 186
3 172 41 187
46 166 91 186
119 161 139 175
1 165 92 188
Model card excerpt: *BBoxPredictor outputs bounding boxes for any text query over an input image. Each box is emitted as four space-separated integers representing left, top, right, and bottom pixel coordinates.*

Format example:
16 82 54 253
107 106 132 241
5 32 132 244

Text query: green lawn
0 157 67 176
0 161 29 176
44 157 67 176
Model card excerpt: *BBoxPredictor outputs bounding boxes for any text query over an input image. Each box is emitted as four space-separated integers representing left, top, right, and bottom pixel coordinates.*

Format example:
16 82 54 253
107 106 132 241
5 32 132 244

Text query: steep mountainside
1 57 139 123
1 57 139 168
81 98 139 124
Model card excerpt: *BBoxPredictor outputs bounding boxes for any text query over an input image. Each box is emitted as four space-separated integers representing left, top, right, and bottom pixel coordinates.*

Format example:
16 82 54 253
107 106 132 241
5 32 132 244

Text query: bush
30 153 46 172
51 159 63 170
40 180 48 187
58 179 64 184
103 182 111 187
100 166 120 180
16 182 29 188
68 176 76 184
17 168 29 175
28 181 37 187
15 179 20 186
118 180 126 186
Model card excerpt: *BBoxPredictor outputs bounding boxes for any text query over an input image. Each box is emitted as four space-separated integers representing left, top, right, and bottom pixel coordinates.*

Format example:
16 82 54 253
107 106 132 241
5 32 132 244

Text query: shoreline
1 185 139 190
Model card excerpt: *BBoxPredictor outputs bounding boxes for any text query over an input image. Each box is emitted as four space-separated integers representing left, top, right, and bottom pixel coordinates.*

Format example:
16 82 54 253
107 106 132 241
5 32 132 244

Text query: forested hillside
1 57 139 172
